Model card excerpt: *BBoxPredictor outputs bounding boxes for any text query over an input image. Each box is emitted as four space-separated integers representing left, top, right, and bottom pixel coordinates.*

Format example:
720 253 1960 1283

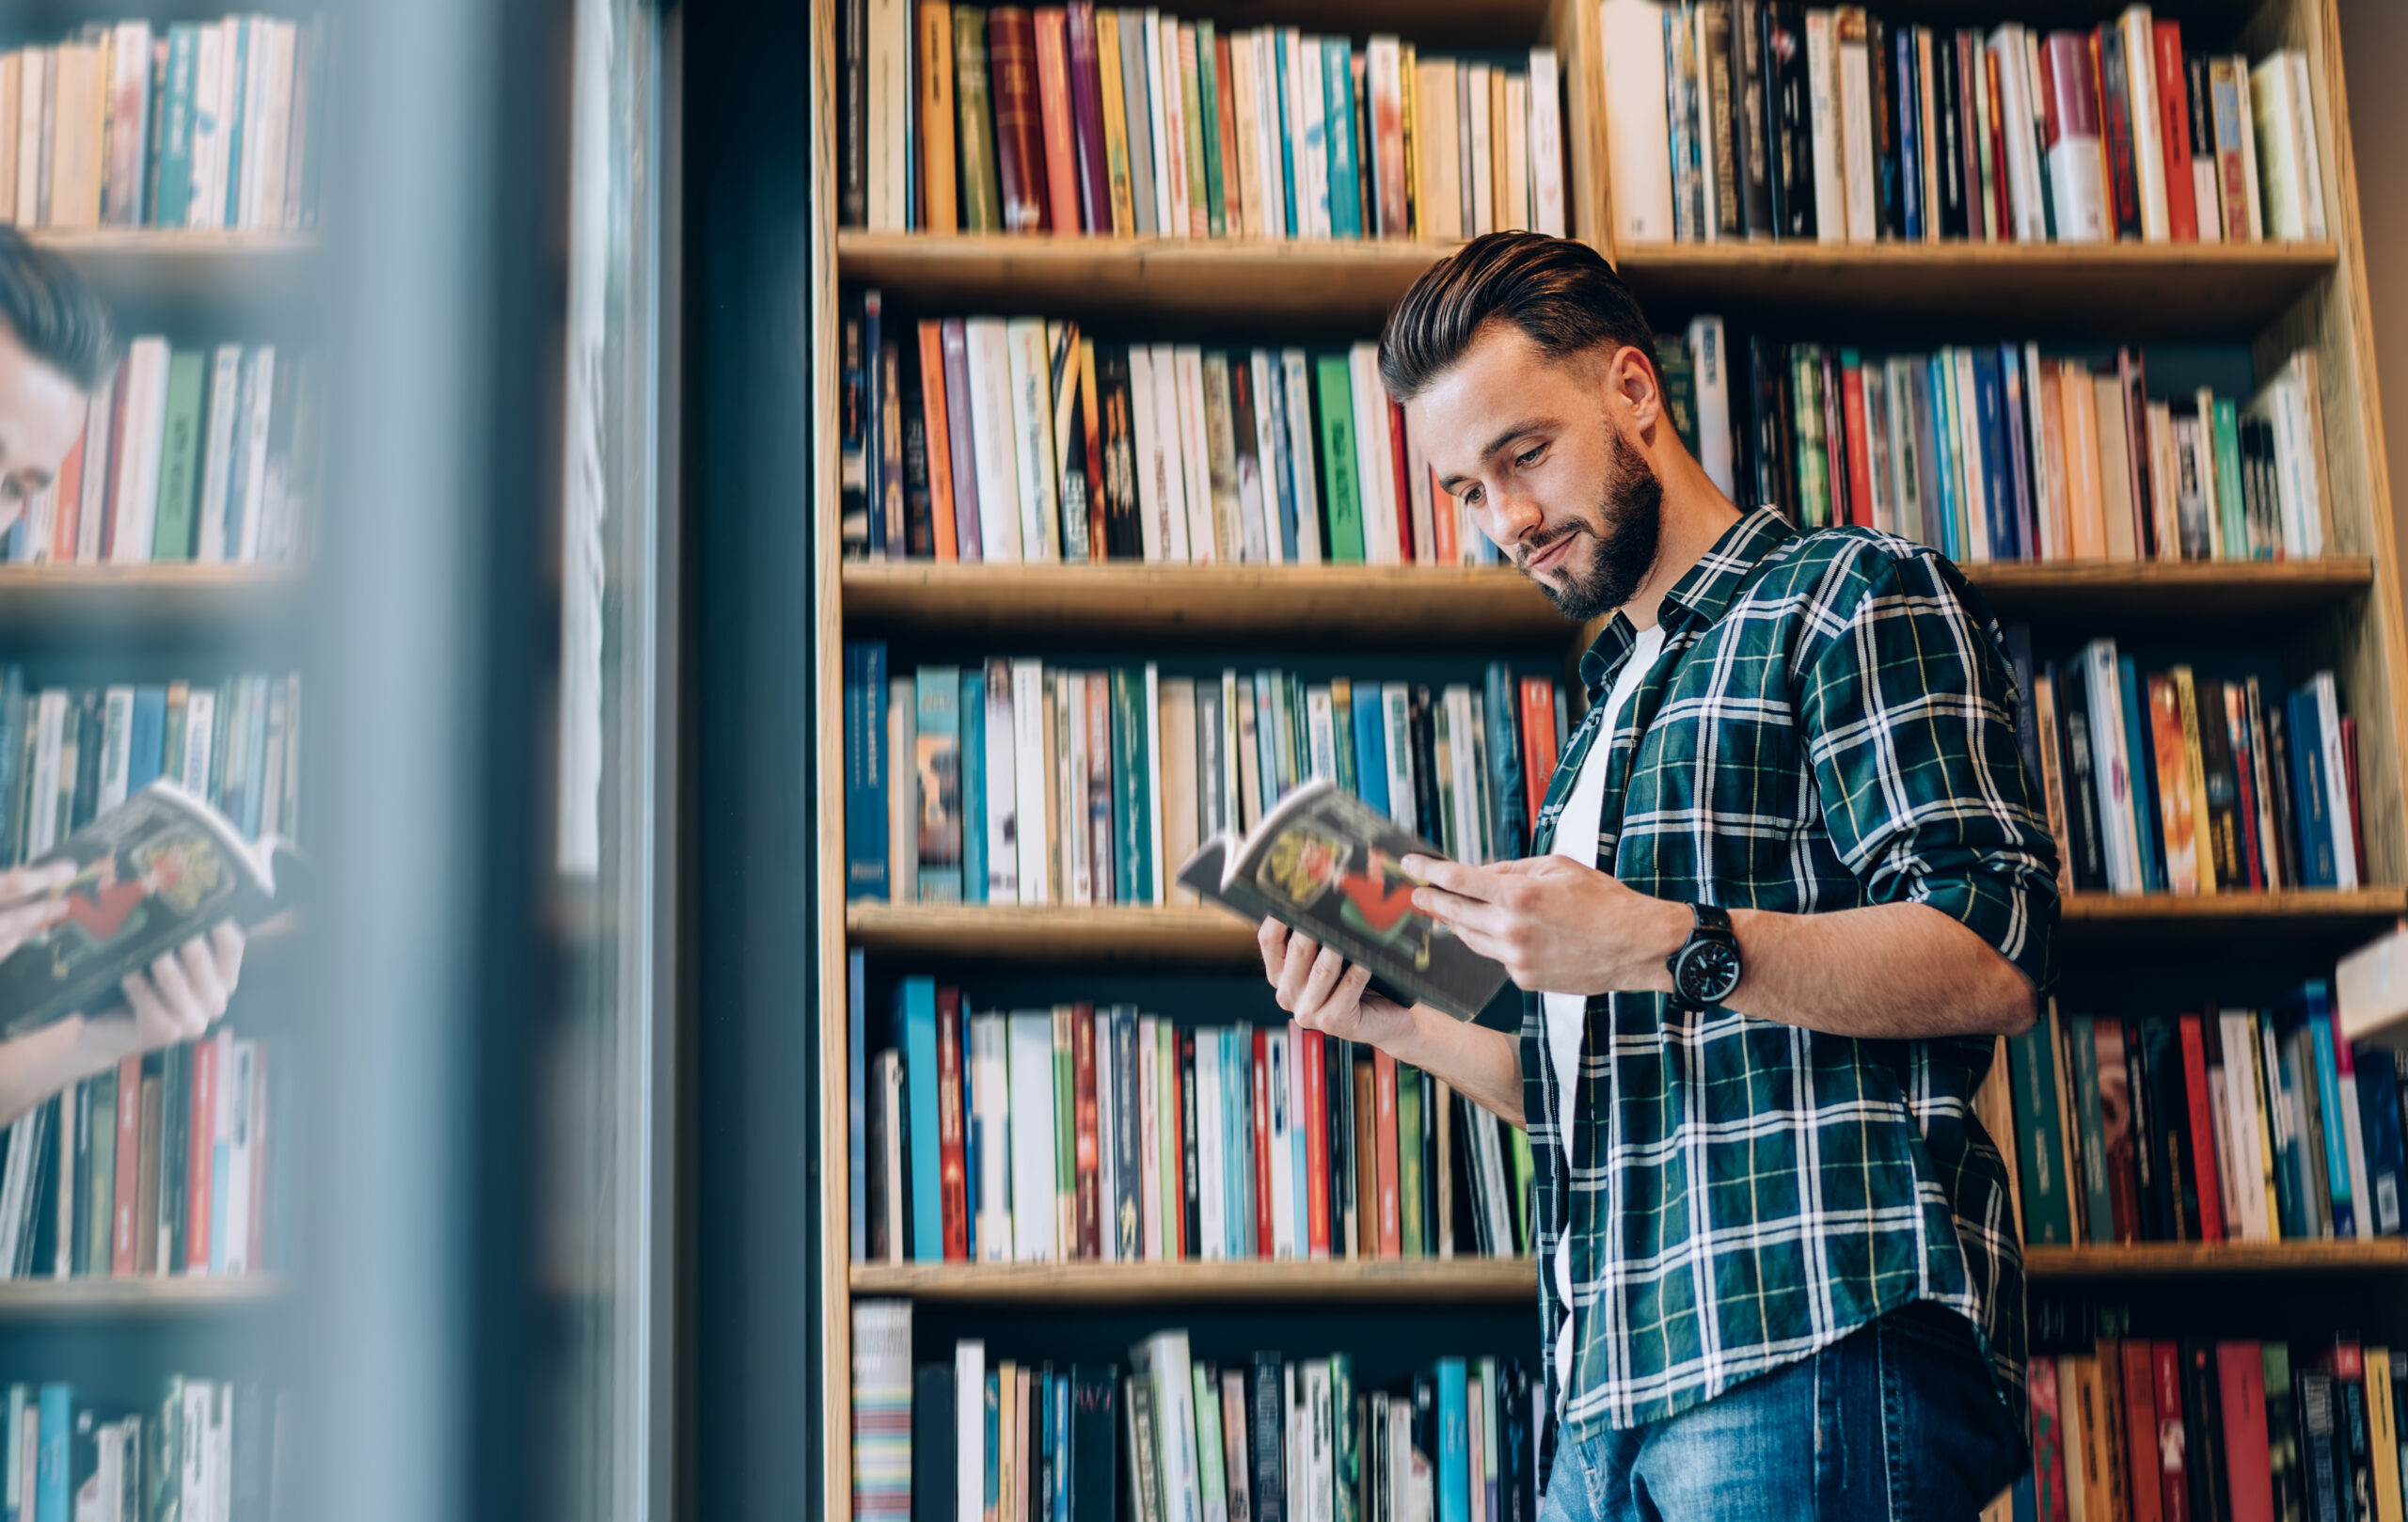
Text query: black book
1497 1362 1535 1522
1457 1090 1490 1256
70 690 102 832
2119 1018 2159 1238
69 1078 90 1276
2297 1371 2342 1522
902 403 935 559
1097 347 1143 559
1764 3 1814 238
1069 1365 1117 1522
1746 333 1793 516
1931 34 1966 238
1411 1372 1437 1489
1125 1373 1162 1522
1868 15 1901 239
2051 661 2109 892
11 1096 52 1277
1732 0 1775 236
1419 1067 1439 1259
1699 2 1740 239
1251 1354 1287 1522
913 1364 956 1522
1180 1027 1202 1259
1407 688 1441 852
2333 1360 2374 1522
2179 1340 2228 1522
2193 678 2247 889
2137 1017 2198 1240
1332 1037 1358 1256
840 0 867 226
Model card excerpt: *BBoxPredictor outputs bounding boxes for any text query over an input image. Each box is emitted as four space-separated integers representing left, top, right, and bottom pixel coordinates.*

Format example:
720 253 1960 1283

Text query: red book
1032 8 1081 238
2096 26 2143 241
100 363 131 562
186 1034 216 1273
1430 470 1459 563
2151 22 2197 241
1214 35 1244 235
2177 1013 2225 1241
1840 356 1873 530
937 991 970 1260
1073 1001 1100 1258
917 322 958 563
2152 1340 2191 1522
1985 48 2012 242
1519 678 1560 827
2029 1357 2068 1522
2121 1339 2166 1522
245 1045 270 1273
1388 401 1414 562
1064 3 1112 232
2214 1340 2275 1522
1252 1029 1273 1258
2226 687 2266 889
1373 1049 1401 1260
988 8 1051 232
110 1054 140 1276
2343 715 2368 883
1300 1023 1330 1258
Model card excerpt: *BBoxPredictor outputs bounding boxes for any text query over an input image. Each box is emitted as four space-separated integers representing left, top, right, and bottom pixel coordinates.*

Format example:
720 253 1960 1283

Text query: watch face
1680 941 1742 1005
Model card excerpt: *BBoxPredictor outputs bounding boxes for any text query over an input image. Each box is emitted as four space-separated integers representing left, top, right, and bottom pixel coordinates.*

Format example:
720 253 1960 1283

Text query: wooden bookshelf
1963 555 2374 622
23 229 319 308
852 1257 1538 1306
0 563 305 642
0 1276 285 1323
2023 1242 2408 1278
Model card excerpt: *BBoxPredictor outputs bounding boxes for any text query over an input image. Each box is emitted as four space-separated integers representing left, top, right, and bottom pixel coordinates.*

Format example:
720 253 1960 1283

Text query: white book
1006 1011 1057 1260
2307 671 2355 890
1836 9 1876 243
1128 345 1165 562
1403 410 1436 564
1466 63 1494 236
1295 34 1329 240
1687 317 1733 497
1599 0 1671 242
1145 11 1176 237
223 1041 255 1274
1444 686 1482 864
1347 343 1398 563
2284 52 2325 242
180 1383 211 1522
1279 351 1322 563
1951 350 1988 563
0 53 19 223
1802 10 1843 246
1196 1022 1226 1259
1988 28 2043 242
253 23 296 230
963 319 1022 562
970 1013 1011 1260
104 24 152 228
1380 683 1416 830
1137 1329 1205 1522
1010 659 1049 902
2216 1011 2271 1241
1367 36 1405 235
1229 37 1264 240
955 1339 986 1522
2249 55 2304 240
110 337 172 564
1861 365 1893 535
1504 70 1531 233
1266 1030 1296 1259
888 678 915 901
182 686 217 797
1145 661 1164 902
1248 350 1286 559
233 345 277 563
97 686 135 813
1283 1363 1306 1519
1303 1358 1335 1522
1137 1012 1163 1258
983 663 1016 901
45 43 103 230
195 344 244 562
186 25 224 230
1150 343 1191 562
1066 670 1091 905
2338 1057 2372 1239
2119 8 2166 242
13 48 42 229
2081 639 2141 894
24 691 61 858
1005 318 1062 561
1173 346 1216 562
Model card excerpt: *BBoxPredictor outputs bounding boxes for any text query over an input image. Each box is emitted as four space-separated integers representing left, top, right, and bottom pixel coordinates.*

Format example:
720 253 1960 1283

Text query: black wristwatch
1666 903 1743 1007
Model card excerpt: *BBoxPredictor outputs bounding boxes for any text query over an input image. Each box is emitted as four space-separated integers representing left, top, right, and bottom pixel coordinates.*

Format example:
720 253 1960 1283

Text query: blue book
127 688 167 794
1227 1029 1247 1259
984 1373 1002 1516
1435 1357 1470 1522
2303 984 2356 1237
845 642 890 900
1897 29 1922 240
2116 657 2165 893
2 1383 21 1522
2353 1042 2405 1235
221 19 250 226
1253 673 1282 809
901 977 944 1261
960 670 986 904
1111 669 1154 907
1483 663 1528 860
156 28 198 228
2287 688 2338 885
848 949 866 1263
1322 39 1361 238
1352 683 1388 819
1274 33 1299 237
1262 357 1299 561
1926 355 1960 562
33 1384 68 1522
1999 346 2036 562
2010 1470 2037 1522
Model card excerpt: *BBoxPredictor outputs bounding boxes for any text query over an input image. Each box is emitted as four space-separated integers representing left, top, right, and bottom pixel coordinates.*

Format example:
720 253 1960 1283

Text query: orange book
918 1 958 233
1351 1056 1377 1260
1519 677 1559 825
2061 359 2109 560
2147 673 2200 894
1252 1029 1274 1257
1840 356 1873 531
2151 22 2196 242
1033 8 1081 235
1374 1048 1401 1259
1431 471 1460 563
2036 360 2070 560
1300 1024 1330 1258
186 1032 217 1273
917 322 958 560
1213 33 1243 236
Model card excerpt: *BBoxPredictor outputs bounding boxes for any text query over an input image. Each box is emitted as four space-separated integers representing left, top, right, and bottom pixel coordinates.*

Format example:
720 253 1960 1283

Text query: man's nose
1485 487 1543 547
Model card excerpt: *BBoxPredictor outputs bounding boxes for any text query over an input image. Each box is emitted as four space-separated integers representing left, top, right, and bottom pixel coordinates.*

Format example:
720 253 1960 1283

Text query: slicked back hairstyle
1378 230 1656 404
0 228 116 393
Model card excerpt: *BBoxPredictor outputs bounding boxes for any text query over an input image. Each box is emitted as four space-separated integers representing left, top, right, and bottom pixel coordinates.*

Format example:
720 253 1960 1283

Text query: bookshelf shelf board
849 1256 1538 1305
2057 888 2408 943
837 231 1459 326
1608 240 2340 337
0 1276 285 1322
842 561 1566 646
24 229 320 307
2024 1242 2408 1277
0 563 305 642
1962 556 2374 622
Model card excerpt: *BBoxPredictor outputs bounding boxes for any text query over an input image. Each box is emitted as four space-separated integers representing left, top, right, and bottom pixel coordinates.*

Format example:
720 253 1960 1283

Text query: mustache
1515 520 1594 567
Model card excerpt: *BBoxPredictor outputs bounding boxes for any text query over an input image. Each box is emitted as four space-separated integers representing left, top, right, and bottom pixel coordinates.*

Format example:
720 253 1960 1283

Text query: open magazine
0 782 297 1040
1176 778 1508 1022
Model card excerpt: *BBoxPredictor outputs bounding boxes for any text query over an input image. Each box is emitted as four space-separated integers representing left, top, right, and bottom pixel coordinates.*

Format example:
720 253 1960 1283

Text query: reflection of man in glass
0 230 247 1126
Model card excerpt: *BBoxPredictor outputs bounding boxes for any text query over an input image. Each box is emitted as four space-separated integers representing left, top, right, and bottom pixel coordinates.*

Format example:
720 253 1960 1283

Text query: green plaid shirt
1528 507 2057 1464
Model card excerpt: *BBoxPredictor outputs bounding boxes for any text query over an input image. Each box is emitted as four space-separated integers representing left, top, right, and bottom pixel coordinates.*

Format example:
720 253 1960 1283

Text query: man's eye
1516 445 1547 468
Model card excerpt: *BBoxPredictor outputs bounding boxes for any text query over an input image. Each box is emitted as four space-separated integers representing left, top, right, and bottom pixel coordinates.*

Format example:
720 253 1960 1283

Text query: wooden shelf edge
0 1275 285 1320
850 1258 1537 1304
1610 239 2341 271
2060 887 2408 920
23 229 317 255
837 230 1458 267
2025 1242 2408 1276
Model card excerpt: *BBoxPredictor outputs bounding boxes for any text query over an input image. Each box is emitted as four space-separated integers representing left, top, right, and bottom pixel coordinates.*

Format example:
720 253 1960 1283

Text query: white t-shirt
1545 623 1664 1407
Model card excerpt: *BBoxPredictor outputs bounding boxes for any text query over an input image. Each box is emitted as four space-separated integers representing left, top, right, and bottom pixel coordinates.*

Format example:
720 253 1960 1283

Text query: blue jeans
1540 1301 2026 1522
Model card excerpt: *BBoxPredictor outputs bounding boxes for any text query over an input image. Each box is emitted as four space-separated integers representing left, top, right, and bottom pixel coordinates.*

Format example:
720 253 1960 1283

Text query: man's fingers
178 936 231 1022
0 861 74 906
1296 943 1350 1013
1400 854 1502 901
0 898 66 944
1258 919 1288 982
1273 932 1321 1011
146 949 211 1040
119 969 174 1036
1413 883 1513 941
211 920 246 991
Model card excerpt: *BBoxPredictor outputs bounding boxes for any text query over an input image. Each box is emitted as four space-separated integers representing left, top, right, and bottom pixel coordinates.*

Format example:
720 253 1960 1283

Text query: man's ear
1607 343 1662 441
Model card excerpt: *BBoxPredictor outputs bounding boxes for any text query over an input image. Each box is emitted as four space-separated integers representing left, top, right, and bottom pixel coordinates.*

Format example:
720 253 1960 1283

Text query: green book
1331 1353 1359 1522
1789 343 1830 531
2212 397 2248 557
1927 354 1961 561
1312 354 1364 562
1111 667 1153 905
86 1070 115 1276
1192 1362 1228 1514
1178 26 1208 237
1397 1059 1424 1256
1195 21 1226 238
154 28 198 228
1655 337 1700 458
953 8 1004 233
2065 1013 2117 1245
1054 1010 1074 1242
2006 1019 2076 1245
150 350 207 562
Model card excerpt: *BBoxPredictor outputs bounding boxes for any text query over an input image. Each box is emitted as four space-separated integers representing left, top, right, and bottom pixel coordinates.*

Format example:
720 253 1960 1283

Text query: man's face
1407 323 1663 622
0 321 90 537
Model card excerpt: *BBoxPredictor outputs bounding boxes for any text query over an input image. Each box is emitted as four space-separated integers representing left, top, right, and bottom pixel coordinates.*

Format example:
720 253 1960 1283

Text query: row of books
2020 1336 2404 1522
1683 321 2337 563
0 673 303 870
3 1376 278 1522
0 18 327 233
844 647 1567 907
842 300 1503 567
854 979 1536 1267
2002 991 2406 1248
0 1027 285 1281
852 1303 1541 1522
846 1 1569 244
2010 639 2363 896
1605 1 2328 247
7 340 310 567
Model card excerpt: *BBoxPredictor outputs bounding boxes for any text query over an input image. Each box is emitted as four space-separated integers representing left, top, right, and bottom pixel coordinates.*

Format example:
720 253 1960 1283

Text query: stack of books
855 981 1535 1266
0 17 329 233
1603 1 2328 246
7 338 312 567
2 1376 281 1522
843 298 1503 565
2003 988 2406 1247
844 2 1568 242
844 650 1563 911
853 1302 1544 1522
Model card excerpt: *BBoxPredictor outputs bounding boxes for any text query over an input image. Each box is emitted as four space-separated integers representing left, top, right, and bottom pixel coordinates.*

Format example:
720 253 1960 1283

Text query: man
1259 232 2055 1519
0 228 246 1129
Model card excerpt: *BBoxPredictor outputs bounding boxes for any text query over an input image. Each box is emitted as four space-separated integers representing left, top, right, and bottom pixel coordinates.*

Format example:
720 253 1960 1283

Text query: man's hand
67 920 247 1070
1258 920 1420 1048
1405 854 1686 998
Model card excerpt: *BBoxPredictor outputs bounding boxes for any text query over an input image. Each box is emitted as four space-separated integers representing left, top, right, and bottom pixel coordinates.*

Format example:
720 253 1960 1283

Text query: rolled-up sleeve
1797 547 2061 992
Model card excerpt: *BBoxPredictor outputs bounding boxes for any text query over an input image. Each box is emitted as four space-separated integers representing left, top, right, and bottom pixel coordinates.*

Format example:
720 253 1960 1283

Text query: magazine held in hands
1176 778 1508 1022
0 783 294 1039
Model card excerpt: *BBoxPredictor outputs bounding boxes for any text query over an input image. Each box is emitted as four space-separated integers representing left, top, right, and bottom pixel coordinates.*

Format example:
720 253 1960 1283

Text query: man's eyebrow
1437 420 1551 492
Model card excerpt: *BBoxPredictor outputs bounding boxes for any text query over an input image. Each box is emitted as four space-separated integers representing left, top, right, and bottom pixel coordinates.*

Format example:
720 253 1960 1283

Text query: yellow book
1398 42 1418 240
993 1359 1017 1522
918 2 958 233
2369 1348 2404 1522
2172 666 2218 894
1095 9 1135 237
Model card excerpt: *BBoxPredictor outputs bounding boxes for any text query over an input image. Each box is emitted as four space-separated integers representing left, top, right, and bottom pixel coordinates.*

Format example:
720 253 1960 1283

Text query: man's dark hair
0 228 116 392
1379 231 1656 403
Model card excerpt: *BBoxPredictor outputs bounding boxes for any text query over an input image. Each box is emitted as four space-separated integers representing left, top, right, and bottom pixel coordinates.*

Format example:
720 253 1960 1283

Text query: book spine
954 8 1004 232
919 3 958 233
990 8 1050 230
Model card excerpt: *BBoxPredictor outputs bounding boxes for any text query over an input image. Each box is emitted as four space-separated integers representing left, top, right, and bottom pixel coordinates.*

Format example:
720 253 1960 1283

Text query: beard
1519 428 1664 622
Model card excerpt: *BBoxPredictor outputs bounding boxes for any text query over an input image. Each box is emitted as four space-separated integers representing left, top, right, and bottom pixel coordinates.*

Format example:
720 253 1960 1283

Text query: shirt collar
1576 507 1798 696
